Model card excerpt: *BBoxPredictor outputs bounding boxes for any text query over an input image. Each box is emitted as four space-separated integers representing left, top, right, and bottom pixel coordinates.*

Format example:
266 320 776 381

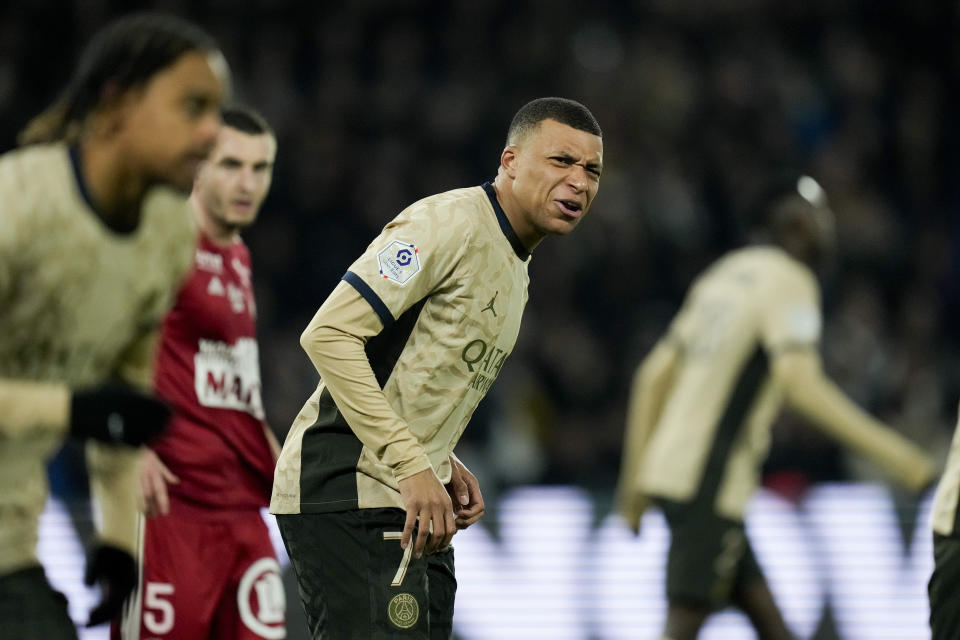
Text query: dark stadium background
3 1 958 638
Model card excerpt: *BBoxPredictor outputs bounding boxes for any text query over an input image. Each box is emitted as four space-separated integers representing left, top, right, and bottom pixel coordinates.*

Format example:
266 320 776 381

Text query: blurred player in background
616 175 934 640
272 97 603 638
0 12 226 639
928 413 960 637
117 108 283 640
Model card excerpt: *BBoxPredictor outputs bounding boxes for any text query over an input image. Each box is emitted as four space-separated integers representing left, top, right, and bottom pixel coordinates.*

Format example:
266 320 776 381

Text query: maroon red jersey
152 233 275 510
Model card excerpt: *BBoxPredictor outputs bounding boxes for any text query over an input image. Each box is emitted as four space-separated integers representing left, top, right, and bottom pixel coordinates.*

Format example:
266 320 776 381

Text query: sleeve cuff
343 271 394 328
392 453 434 483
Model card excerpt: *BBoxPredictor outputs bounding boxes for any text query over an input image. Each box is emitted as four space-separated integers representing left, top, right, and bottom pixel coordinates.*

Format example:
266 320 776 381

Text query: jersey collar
68 145 138 236
482 181 530 261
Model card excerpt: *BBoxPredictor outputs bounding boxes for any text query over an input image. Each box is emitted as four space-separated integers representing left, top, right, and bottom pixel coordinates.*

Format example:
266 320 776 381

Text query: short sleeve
760 262 822 353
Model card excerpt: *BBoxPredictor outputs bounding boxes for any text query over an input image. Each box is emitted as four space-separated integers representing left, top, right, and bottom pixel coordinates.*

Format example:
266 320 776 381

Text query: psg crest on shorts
378 240 421 285
387 592 420 629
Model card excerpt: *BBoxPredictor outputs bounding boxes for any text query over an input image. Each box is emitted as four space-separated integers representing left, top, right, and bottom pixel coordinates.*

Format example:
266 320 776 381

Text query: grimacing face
193 126 277 231
120 50 227 193
504 118 603 243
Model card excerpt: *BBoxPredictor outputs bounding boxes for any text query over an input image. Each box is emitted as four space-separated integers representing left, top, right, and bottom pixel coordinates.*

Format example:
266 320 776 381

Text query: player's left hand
447 455 485 530
84 544 137 627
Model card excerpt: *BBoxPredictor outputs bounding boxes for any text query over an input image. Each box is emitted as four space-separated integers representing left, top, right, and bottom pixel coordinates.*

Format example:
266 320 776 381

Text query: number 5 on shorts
144 582 175 635
383 532 414 587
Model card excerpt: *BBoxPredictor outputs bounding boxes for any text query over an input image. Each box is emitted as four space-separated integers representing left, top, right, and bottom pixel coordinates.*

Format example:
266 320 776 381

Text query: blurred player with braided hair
0 12 227 638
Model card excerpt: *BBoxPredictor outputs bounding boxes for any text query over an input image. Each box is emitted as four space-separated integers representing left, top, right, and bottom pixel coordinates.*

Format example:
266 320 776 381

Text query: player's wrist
393 455 435 483
69 384 170 446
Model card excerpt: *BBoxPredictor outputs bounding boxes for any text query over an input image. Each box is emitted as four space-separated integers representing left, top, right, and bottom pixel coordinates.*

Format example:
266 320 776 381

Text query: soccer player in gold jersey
0 13 227 639
616 175 934 640
272 97 603 638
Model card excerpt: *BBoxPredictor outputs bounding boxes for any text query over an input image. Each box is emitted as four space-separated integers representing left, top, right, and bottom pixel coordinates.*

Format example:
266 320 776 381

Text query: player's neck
190 195 238 248
76 140 147 234
491 176 543 253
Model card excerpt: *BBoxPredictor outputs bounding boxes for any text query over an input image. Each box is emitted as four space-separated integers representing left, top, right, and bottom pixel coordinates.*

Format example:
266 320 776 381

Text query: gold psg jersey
0 143 195 574
634 246 821 519
272 183 530 513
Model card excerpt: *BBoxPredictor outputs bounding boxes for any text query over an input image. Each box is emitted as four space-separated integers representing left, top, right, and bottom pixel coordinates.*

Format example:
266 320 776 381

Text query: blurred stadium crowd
3 0 957 506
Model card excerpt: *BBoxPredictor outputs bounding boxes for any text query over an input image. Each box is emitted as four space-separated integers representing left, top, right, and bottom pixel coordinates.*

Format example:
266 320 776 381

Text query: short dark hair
20 13 221 145
506 97 602 146
744 172 813 232
221 106 273 136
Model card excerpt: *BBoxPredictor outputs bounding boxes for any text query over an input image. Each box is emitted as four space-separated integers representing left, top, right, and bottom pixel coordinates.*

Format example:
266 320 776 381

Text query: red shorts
114 501 285 639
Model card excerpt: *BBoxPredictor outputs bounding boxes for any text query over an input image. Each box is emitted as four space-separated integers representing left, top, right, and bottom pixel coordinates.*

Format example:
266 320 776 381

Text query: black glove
69 384 171 446
84 544 137 627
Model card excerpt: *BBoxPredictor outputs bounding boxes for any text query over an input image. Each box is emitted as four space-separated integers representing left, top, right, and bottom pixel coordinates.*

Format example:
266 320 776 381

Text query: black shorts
277 508 456 639
657 498 764 610
0 565 78 639
929 532 960 639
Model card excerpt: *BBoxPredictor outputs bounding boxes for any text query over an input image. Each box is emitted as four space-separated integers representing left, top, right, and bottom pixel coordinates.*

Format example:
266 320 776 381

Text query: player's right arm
615 338 681 533
0 180 168 446
299 207 469 558
773 348 934 491
0 378 168 445
300 283 432 479
300 283 454 557
0 168 73 441
0 379 71 438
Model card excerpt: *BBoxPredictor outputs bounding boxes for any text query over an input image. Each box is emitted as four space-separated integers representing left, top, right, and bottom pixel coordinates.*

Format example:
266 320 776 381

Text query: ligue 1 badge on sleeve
378 240 421 285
